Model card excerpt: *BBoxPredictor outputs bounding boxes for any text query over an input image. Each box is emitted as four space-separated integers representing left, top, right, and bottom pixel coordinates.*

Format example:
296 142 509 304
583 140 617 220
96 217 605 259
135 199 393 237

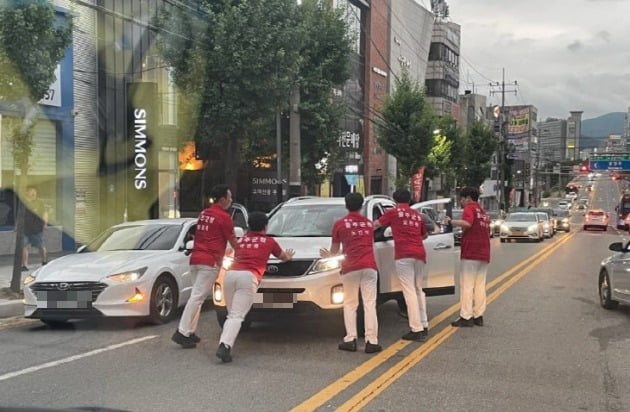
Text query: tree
459 121 498 188
296 0 352 193
377 70 436 188
155 0 303 197
0 0 72 292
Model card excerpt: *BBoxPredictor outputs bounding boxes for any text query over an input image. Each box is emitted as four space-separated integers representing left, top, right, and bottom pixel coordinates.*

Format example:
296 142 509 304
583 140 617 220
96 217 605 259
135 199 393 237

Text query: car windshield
84 224 183 252
506 213 537 222
536 213 549 221
266 204 347 237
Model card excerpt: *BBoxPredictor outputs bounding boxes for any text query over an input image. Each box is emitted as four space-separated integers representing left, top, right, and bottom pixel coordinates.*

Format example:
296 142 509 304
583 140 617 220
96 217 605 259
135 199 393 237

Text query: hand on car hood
273 237 335 260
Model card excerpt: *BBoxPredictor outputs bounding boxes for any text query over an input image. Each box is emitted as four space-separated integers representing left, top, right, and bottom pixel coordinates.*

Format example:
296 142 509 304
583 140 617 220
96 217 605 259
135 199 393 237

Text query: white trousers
219 270 258 348
395 258 427 332
342 268 378 344
459 259 489 320
178 265 218 337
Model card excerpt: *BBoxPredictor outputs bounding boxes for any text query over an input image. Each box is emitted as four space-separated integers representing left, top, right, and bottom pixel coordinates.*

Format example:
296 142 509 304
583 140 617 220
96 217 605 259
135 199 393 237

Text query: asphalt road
1 174 629 411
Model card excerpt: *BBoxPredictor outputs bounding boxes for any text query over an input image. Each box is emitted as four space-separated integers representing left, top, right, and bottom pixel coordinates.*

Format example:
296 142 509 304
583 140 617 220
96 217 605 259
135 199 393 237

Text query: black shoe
365 342 382 353
451 317 474 327
171 330 197 348
473 316 484 326
216 343 232 363
338 339 357 352
21 266 29 271
189 333 201 343
402 330 428 342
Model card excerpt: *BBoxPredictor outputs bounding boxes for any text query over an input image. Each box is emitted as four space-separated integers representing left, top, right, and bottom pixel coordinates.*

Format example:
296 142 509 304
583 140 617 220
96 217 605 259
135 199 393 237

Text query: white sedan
23 219 197 327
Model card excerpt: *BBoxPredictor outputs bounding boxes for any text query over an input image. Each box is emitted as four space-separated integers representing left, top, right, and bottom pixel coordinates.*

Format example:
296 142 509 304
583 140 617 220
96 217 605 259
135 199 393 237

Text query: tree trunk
10 173 26 293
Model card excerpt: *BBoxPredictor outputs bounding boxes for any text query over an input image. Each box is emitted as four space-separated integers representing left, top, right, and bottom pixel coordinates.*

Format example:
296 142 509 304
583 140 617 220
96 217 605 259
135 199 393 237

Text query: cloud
595 30 611 42
567 40 583 52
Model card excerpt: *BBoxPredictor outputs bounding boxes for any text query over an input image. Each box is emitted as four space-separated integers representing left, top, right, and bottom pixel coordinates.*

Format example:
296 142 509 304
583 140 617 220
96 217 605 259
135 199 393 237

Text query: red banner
411 167 426 202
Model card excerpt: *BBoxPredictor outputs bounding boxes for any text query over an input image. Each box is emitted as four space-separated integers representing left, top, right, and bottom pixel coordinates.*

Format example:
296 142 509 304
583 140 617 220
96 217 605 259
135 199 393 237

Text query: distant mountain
581 112 626 138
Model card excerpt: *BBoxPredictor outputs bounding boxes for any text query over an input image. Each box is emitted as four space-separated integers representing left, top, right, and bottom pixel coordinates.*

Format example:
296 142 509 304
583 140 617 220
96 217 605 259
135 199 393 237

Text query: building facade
425 21 461 121
458 91 487 133
538 118 567 164
566 110 583 160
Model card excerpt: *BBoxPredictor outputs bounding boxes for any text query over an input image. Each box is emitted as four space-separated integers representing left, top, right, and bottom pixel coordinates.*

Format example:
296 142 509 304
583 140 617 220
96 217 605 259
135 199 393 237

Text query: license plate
36 291 92 309
253 292 296 309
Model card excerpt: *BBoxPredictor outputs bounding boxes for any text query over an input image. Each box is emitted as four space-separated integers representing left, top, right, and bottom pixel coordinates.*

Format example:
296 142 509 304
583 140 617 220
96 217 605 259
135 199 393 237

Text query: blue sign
590 160 630 171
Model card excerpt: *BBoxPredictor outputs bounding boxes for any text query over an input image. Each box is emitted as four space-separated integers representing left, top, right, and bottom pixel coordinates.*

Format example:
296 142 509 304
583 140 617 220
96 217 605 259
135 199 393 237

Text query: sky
441 0 630 120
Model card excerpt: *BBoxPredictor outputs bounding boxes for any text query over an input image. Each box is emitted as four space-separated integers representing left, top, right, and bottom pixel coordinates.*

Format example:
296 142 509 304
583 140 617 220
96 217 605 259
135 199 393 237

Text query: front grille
31 282 108 302
264 260 314 277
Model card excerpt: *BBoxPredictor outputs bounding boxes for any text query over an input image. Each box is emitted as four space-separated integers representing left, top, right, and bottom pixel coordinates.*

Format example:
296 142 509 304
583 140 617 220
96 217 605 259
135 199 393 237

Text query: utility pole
276 108 283 205
289 88 301 198
490 68 518 212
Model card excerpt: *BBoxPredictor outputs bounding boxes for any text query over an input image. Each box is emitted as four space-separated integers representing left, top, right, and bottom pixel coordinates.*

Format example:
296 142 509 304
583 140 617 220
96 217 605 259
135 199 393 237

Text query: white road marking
0 335 158 382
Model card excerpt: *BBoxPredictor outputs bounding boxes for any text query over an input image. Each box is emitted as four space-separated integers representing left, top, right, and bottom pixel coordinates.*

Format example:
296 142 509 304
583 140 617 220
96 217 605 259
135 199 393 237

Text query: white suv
212 196 456 325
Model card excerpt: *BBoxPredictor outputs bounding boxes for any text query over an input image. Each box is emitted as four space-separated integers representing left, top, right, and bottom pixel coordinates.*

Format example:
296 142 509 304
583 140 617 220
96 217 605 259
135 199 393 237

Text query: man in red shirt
216 212 294 362
373 189 429 342
172 184 238 348
320 192 382 354
446 186 491 327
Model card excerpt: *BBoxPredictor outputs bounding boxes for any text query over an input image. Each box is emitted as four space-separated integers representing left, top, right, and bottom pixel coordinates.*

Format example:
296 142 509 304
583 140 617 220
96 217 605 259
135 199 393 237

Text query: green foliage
377 70 436 185
459 121 498 188
0 0 72 103
297 0 352 190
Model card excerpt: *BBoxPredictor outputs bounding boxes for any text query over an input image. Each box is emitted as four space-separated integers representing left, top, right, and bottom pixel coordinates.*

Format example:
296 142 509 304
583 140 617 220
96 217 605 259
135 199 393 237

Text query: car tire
40 319 71 328
599 271 619 310
500 238 506 243
148 275 179 324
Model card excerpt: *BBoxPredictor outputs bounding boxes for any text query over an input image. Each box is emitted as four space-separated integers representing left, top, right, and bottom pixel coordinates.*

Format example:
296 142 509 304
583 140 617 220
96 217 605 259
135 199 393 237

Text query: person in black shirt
22 187 48 271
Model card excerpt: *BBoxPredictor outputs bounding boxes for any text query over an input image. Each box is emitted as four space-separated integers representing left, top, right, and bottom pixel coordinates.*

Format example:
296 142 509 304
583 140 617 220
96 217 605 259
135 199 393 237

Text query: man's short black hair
209 184 230 201
393 189 411 204
345 192 364 212
460 186 480 201
248 211 268 231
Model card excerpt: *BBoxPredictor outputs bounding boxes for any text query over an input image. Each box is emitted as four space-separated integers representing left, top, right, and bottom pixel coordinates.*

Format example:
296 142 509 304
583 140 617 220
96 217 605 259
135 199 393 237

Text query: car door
414 200 456 294
368 199 399 294
610 242 630 300
173 221 197 304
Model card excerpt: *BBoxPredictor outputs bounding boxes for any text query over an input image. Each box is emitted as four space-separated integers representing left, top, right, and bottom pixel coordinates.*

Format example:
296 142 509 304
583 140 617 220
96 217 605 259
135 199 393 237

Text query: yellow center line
335 232 576 411
291 233 575 411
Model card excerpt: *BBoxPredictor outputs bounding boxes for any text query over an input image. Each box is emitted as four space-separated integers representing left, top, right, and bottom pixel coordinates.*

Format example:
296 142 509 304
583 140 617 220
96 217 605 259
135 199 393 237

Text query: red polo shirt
189 204 235 267
460 201 491 262
331 211 377 274
230 232 283 282
377 204 427 262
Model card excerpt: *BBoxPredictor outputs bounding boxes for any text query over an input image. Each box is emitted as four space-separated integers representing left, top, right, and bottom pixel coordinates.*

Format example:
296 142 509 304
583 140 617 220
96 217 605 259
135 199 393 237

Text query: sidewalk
0 251 72 319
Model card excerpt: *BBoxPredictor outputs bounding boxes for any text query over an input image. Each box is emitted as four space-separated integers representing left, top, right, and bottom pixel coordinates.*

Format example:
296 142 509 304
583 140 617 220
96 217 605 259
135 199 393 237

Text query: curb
0 299 23 319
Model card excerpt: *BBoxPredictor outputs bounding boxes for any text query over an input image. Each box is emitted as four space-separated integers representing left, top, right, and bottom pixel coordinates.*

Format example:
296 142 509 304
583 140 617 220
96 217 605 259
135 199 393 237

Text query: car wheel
40 319 71 328
500 238 506 243
599 271 619 310
149 275 178 324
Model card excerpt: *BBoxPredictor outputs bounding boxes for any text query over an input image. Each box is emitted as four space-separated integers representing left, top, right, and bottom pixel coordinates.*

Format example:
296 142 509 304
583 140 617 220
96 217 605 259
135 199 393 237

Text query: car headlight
331 284 344 304
562 218 569 223
310 256 345 274
222 256 234 270
107 267 147 283
500 224 509 232
23 269 41 285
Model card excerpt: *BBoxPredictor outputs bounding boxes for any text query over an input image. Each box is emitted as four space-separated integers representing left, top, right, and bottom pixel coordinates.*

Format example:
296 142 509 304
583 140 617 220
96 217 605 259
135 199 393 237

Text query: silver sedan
599 241 630 309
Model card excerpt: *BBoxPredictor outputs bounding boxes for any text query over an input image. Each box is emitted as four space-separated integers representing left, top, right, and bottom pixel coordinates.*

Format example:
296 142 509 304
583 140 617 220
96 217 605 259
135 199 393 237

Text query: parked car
23 219 199 327
500 212 544 242
598 241 630 309
583 209 609 231
212 196 456 326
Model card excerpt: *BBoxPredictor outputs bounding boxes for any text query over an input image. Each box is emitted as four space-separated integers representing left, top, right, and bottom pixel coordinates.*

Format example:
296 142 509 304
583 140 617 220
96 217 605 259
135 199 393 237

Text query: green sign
591 153 630 161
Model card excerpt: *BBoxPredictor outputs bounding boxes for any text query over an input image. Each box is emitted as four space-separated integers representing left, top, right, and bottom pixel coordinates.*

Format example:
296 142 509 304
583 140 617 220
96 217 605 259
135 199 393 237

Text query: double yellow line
292 232 576 411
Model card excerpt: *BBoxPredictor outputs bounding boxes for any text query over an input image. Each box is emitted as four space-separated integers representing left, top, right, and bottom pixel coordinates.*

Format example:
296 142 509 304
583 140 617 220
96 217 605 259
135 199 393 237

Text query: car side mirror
234 227 245 238
609 242 624 252
184 240 194 256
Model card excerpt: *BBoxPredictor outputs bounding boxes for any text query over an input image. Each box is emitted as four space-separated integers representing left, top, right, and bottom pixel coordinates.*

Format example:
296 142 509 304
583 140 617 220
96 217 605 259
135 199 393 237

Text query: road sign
589 160 630 171
591 154 630 161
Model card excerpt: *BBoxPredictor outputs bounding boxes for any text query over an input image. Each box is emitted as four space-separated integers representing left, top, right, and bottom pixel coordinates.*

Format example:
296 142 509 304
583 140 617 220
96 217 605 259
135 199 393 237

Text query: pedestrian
22 186 48 271
445 186 491 327
216 212 294 362
320 192 382 354
373 189 429 342
172 184 238 348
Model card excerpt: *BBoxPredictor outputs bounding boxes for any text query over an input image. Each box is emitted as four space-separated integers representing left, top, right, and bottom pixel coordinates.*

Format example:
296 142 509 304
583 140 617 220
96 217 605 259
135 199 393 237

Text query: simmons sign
127 83 158 221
